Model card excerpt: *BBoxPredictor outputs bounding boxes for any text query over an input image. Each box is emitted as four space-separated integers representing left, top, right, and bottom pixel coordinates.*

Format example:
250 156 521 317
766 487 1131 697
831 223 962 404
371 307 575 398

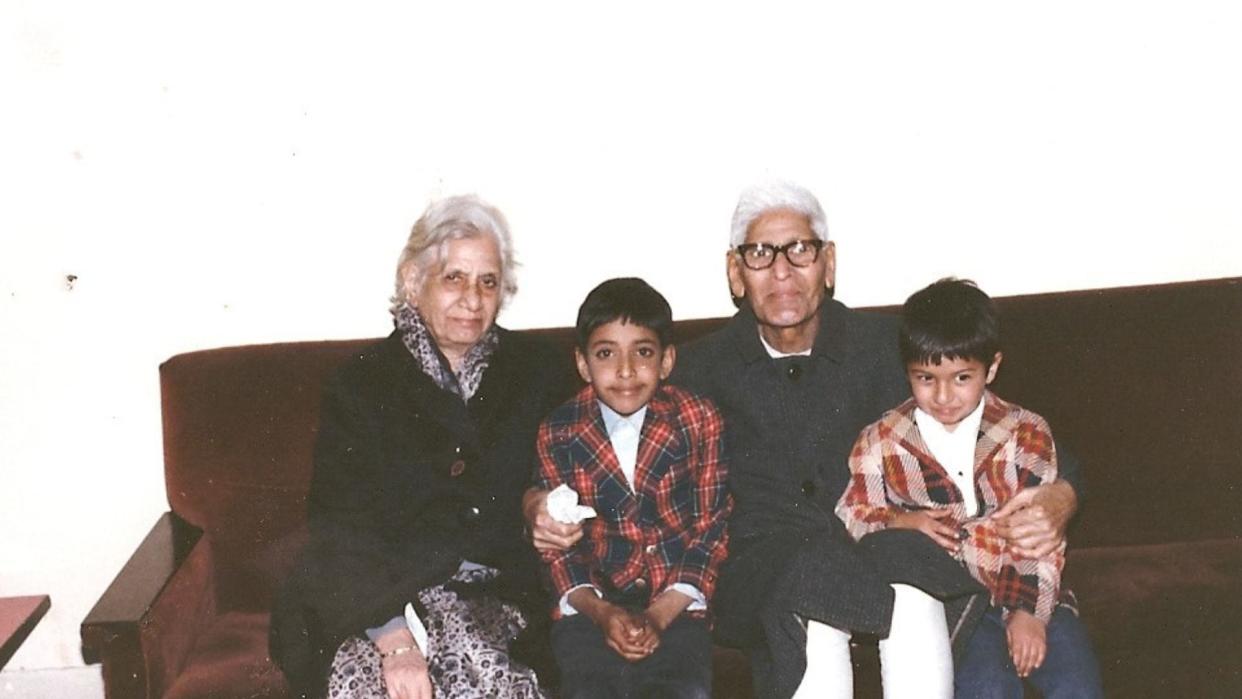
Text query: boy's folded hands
570 588 661 661
600 605 660 661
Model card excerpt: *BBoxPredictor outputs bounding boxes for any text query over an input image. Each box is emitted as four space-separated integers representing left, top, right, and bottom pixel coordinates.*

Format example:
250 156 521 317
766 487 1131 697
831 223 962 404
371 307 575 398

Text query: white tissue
403 602 429 656
547 484 597 524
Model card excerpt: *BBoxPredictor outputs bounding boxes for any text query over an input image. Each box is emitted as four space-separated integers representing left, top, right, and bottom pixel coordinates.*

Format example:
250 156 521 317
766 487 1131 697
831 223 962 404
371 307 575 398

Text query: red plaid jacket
534 384 731 616
836 391 1064 622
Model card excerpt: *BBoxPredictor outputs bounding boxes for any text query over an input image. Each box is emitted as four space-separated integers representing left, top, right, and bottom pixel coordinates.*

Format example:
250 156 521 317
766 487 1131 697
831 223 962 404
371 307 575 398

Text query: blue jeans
956 605 1104 699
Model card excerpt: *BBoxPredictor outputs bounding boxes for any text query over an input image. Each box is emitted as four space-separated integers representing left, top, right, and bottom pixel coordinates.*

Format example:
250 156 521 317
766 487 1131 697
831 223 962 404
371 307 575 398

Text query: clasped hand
599 605 660 661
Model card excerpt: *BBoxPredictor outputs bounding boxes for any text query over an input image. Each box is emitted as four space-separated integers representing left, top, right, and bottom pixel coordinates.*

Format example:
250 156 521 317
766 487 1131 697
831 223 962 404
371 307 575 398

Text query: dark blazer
271 329 574 697
672 299 911 543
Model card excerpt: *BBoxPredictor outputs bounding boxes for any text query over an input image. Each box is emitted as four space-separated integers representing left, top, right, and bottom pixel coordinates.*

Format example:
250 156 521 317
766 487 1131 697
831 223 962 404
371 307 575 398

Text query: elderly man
527 181 1082 698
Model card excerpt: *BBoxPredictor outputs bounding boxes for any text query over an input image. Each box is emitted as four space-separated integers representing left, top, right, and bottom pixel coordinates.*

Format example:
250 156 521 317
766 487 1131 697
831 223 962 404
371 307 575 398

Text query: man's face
727 210 836 332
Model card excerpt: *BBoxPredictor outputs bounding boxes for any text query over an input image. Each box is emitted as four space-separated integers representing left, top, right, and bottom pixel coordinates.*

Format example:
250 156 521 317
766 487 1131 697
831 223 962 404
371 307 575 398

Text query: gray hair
729 180 829 247
391 194 518 312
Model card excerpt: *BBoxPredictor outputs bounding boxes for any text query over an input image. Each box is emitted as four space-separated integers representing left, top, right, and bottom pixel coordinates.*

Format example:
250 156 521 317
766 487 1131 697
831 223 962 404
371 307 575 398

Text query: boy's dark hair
899 278 1000 366
576 277 673 349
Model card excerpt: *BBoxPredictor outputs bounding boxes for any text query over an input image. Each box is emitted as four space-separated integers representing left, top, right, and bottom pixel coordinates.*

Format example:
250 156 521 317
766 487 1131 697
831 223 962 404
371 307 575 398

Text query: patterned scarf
393 303 499 402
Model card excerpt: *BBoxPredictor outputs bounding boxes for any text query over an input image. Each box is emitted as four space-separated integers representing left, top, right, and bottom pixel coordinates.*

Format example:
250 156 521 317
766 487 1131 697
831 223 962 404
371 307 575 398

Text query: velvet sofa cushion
1064 538 1242 697
163 611 288 699
1067 538 1242 645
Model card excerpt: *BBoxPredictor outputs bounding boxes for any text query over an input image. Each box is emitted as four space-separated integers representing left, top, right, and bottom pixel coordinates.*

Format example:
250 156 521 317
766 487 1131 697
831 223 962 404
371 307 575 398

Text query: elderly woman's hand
375 627 432 699
523 487 584 552
991 480 1077 558
381 650 432 699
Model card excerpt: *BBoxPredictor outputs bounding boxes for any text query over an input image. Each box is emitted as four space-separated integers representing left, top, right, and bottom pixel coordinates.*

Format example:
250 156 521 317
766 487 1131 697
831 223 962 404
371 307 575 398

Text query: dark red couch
82 278 1242 698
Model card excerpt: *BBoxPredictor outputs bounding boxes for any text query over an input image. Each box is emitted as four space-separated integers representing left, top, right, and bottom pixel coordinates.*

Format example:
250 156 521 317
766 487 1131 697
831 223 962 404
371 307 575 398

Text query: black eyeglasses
734 239 825 270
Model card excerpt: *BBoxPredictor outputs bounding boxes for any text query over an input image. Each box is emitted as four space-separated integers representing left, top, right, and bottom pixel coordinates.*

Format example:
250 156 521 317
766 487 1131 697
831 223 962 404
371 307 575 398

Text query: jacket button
645 544 657 555
786 364 802 381
801 480 816 497
634 577 648 589
449 460 466 477
460 505 481 525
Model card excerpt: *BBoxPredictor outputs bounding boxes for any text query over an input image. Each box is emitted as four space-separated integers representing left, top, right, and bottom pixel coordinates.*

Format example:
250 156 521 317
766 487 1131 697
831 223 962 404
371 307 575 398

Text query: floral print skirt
326 567 547 698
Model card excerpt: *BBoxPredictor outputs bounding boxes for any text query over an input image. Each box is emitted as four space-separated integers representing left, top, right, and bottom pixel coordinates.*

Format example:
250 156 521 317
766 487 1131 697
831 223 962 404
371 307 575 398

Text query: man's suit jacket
672 299 911 546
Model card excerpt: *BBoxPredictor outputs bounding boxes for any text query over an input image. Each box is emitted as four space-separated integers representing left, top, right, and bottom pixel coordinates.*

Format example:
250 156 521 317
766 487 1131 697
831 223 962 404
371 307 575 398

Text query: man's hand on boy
889 508 961 553
1005 609 1047 678
992 481 1077 558
523 487 583 552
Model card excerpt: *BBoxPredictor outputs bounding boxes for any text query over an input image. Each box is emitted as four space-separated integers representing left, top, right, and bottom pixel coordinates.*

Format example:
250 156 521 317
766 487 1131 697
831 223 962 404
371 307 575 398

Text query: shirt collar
598 400 646 437
729 298 850 364
758 331 812 358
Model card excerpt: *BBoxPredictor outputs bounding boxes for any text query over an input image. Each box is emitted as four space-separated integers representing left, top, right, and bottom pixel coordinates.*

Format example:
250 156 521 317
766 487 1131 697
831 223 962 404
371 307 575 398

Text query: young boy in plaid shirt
835 278 1102 698
534 277 731 699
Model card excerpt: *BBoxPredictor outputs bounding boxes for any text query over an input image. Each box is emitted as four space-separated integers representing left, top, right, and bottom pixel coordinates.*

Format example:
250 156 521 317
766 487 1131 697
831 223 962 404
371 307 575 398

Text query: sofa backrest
159 278 1240 610
161 340 371 610
987 278 1241 548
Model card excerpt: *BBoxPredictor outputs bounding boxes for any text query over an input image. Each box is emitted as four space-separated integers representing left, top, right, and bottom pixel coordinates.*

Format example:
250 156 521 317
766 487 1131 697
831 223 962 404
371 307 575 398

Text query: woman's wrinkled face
405 235 503 365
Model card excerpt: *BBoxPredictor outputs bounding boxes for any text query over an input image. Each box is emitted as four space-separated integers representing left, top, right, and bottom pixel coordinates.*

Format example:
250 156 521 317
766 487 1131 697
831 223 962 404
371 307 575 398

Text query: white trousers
792 584 953 699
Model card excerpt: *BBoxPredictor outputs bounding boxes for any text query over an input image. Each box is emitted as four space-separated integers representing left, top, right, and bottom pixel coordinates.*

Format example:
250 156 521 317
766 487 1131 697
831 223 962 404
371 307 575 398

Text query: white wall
2 0 1239 677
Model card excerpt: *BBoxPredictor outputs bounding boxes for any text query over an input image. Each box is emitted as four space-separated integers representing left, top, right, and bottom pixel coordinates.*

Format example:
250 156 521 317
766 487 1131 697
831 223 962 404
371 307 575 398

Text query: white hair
729 180 829 247
391 194 518 312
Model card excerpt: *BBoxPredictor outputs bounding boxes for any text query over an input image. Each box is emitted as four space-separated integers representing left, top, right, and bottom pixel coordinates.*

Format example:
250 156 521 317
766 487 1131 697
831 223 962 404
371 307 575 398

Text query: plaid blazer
836 391 1064 622
534 384 731 616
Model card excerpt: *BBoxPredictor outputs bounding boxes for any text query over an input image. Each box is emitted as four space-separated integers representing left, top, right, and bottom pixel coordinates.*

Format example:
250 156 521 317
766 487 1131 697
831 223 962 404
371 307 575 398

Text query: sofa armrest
81 512 212 699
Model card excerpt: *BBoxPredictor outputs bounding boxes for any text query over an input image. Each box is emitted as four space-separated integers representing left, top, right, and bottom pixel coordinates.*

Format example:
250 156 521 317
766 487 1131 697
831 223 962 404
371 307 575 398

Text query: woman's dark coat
271 329 574 697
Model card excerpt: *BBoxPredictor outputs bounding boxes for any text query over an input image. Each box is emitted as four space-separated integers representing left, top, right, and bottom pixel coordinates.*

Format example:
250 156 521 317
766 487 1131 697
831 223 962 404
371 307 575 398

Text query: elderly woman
272 195 573 699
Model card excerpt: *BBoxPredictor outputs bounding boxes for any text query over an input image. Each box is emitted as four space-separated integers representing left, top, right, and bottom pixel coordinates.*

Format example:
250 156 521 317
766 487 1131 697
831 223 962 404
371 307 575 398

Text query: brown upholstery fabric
1067 538 1242 646
161 340 370 611
989 280 1242 548
163 612 287 699
140 533 217 695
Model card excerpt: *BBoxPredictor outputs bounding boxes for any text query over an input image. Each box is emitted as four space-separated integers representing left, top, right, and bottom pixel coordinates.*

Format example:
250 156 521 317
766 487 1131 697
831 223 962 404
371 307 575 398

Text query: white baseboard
0 665 103 699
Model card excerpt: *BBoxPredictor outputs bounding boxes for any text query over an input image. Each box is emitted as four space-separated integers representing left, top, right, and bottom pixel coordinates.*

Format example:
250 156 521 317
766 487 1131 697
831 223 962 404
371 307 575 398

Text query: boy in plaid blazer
836 279 1102 698
535 277 731 699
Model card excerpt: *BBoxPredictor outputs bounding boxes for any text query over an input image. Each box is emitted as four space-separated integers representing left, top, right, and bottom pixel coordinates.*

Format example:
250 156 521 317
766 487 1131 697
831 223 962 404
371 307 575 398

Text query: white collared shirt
758 331 813 358
914 398 985 517
599 401 646 491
